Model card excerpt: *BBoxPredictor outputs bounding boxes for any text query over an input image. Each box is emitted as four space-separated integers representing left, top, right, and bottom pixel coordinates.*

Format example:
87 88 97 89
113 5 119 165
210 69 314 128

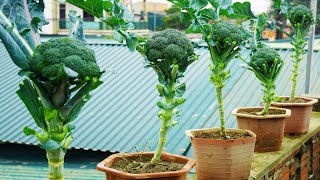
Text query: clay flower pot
272 96 318 134
185 128 256 180
96 152 195 180
232 107 291 152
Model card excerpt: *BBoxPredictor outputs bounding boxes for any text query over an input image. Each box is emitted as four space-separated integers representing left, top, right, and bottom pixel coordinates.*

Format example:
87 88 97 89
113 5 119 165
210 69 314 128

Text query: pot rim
232 107 291 119
272 96 318 106
96 152 195 179
185 128 256 140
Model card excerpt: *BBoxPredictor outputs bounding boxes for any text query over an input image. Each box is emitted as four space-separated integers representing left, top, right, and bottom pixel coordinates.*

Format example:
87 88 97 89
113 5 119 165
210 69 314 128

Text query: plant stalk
151 87 175 164
290 40 304 102
216 85 226 138
46 149 65 180
258 83 275 115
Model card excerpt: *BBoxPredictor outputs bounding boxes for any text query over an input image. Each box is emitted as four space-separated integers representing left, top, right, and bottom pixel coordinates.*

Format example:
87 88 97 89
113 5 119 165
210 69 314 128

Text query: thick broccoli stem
216 84 226 137
151 66 178 164
290 25 305 102
151 92 175 164
46 149 65 180
209 64 227 137
258 83 275 115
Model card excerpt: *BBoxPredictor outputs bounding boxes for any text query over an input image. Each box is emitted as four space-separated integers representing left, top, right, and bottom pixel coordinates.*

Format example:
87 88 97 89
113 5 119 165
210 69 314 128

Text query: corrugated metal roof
0 42 319 157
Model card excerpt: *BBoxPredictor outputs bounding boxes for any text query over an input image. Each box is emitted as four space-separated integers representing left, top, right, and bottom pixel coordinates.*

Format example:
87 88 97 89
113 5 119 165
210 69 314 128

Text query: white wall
41 0 54 34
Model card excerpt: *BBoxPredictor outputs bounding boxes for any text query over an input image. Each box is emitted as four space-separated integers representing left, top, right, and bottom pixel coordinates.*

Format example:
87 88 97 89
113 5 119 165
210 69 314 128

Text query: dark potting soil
195 131 252 140
277 97 307 103
238 109 286 115
110 156 185 174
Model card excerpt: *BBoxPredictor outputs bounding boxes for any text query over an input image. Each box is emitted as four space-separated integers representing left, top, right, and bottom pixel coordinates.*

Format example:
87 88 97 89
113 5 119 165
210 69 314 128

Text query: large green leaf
16 79 47 130
68 10 86 43
0 0 48 70
0 25 30 70
272 0 288 14
66 0 140 52
229 2 255 19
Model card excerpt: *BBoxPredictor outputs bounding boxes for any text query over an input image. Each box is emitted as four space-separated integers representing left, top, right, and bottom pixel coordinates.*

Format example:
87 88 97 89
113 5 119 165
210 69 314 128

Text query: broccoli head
288 5 314 32
31 38 101 81
250 47 282 78
212 21 243 49
146 29 194 67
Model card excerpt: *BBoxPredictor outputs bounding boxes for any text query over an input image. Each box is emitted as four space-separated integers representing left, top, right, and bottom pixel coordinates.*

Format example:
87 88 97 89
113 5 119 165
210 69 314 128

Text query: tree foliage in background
158 5 191 31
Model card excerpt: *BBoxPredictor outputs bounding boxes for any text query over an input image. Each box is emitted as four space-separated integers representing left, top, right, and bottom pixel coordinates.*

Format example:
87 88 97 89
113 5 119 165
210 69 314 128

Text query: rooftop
0 41 319 157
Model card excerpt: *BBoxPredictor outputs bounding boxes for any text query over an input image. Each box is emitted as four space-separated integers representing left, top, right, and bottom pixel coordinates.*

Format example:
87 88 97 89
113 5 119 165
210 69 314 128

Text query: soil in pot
110 156 185 174
277 97 307 103
238 108 286 115
272 96 318 134
195 131 252 140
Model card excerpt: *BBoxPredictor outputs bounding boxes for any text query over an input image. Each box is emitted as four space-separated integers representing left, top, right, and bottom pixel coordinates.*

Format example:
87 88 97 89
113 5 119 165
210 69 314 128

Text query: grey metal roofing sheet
0 43 319 157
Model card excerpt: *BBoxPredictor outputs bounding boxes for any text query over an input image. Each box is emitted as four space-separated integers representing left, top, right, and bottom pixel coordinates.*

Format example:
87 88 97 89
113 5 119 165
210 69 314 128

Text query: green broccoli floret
212 21 243 49
247 47 284 115
288 5 314 34
251 48 282 76
146 29 194 68
31 38 101 81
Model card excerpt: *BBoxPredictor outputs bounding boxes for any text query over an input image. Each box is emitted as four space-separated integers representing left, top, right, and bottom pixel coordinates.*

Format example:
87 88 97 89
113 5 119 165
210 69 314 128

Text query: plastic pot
186 128 256 180
96 152 195 180
232 107 291 152
272 96 318 134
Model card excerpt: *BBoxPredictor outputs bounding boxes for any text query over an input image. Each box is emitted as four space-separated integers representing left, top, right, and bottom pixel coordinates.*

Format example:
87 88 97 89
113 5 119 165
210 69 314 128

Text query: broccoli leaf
23 126 37 136
0 0 48 70
190 0 208 10
175 83 186 97
0 26 30 70
16 79 46 130
229 2 255 19
68 10 86 43
66 0 140 52
41 140 61 150
272 0 289 14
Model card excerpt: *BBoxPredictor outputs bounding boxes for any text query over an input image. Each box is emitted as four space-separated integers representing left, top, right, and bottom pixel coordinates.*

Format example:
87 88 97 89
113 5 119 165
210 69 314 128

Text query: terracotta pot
232 107 291 152
272 96 318 134
185 128 256 180
96 152 195 180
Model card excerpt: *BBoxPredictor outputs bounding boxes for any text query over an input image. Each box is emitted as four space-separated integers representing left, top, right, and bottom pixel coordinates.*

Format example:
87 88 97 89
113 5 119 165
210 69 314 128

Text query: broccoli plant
287 5 314 101
145 29 197 163
271 3 315 102
22 37 103 179
166 0 254 138
0 2 103 179
240 48 284 115
241 14 284 115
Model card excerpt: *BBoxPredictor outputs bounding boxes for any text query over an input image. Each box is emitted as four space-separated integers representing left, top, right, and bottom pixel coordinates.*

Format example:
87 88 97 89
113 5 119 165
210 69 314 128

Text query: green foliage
242 13 267 52
159 5 191 30
65 0 140 53
0 0 48 70
68 10 86 43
